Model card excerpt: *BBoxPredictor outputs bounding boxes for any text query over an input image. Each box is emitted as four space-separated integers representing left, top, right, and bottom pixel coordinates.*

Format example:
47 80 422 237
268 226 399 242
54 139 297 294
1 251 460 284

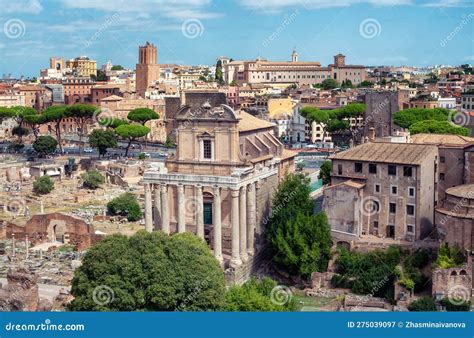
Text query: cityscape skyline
0 0 473 77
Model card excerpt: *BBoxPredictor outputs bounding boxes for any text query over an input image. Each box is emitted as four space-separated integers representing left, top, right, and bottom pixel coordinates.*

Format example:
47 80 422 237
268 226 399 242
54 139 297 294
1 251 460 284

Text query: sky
0 0 473 78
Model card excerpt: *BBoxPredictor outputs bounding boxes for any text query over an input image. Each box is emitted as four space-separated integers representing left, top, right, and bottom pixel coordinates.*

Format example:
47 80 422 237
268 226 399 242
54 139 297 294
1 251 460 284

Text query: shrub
408 296 437 311
107 193 143 222
81 169 105 190
33 176 54 194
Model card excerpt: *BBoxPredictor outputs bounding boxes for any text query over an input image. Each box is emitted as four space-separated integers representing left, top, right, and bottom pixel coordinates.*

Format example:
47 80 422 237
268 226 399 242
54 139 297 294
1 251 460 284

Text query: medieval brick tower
136 42 160 98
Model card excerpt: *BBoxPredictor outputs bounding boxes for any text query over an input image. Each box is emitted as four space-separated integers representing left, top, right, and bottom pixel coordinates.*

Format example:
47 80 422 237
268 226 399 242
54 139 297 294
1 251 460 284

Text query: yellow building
66 56 97 77
268 97 294 119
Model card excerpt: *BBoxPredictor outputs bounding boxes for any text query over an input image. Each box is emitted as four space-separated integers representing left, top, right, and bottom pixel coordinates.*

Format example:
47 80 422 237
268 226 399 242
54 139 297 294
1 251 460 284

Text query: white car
83 148 94 153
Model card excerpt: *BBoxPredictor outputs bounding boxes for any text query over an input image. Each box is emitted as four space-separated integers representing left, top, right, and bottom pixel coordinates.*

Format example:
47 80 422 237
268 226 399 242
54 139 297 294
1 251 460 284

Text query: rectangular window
440 156 445 163
407 204 415 216
389 203 396 214
440 173 445 181
338 164 342 175
369 163 377 174
203 140 212 159
391 185 398 195
407 225 415 234
388 165 397 176
374 184 380 193
403 166 413 177
354 162 363 173
408 187 415 197
203 203 213 225
373 221 379 229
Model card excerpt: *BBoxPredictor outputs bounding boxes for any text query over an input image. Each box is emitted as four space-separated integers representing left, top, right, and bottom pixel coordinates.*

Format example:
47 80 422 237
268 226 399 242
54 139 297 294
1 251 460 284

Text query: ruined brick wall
432 262 472 300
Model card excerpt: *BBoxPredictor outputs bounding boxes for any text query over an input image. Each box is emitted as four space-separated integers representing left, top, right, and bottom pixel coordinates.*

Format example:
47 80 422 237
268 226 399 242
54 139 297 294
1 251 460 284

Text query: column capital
160 184 168 193
230 188 240 198
240 185 247 196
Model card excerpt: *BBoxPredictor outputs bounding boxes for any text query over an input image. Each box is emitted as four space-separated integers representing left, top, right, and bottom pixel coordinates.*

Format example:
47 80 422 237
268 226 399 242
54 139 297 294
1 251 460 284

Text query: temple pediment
175 101 239 122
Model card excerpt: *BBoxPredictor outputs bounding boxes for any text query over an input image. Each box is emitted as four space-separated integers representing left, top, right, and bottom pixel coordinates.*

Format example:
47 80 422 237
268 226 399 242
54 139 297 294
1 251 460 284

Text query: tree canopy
318 160 332 185
266 173 331 278
33 136 58 156
321 78 339 90
409 120 469 136
107 193 142 222
81 169 105 190
69 231 225 311
127 108 159 125
33 176 54 195
41 105 67 152
115 124 150 156
393 108 449 129
88 129 118 158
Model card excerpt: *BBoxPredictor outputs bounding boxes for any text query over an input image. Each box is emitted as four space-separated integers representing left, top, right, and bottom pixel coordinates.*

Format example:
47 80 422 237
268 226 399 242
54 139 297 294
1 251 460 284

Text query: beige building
225 52 366 87
100 95 166 143
323 142 438 243
142 92 295 279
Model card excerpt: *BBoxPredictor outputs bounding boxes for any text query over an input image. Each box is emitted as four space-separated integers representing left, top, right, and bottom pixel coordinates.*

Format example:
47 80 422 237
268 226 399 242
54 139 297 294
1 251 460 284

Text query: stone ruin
0 268 51 311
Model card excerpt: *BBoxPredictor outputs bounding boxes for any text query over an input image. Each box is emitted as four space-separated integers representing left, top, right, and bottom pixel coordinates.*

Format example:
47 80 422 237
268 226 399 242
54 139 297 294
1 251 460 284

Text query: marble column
196 185 204 239
239 186 248 262
213 186 223 262
153 184 161 231
161 184 170 234
247 182 256 256
144 183 153 233
177 184 186 233
230 188 241 267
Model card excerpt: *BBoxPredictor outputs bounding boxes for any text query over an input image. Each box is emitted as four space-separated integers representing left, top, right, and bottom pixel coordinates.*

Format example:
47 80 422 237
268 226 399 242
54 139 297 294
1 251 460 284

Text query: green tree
224 277 296 311
127 108 159 125
81 169 105 190
393 108 449 128
359 80 374 88
341 79 353 88
10 106 36 142
33 176 54 195
266 174 331 278
408 296 437 311
434 243 466 269
409 120 469 136
24 114 46 140
107 193 143 222
164 135 175 148
336 103 366 119
88 129 118 158
318 160 332 185
111 65 124 70
115 124 150 156
65 104 97 154
68 231 225 311
100 118 129 129
41 105 67 153
321 78 339 90
0 107 14 122
215 60 224 85
33 136 58 156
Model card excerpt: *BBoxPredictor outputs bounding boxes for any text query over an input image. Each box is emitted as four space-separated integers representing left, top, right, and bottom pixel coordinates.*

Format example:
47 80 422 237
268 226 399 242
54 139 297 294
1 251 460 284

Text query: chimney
369 127 376 141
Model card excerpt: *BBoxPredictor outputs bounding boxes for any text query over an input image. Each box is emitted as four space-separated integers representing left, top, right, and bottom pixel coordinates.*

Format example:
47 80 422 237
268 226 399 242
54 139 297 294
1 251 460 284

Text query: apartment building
323 142 438 243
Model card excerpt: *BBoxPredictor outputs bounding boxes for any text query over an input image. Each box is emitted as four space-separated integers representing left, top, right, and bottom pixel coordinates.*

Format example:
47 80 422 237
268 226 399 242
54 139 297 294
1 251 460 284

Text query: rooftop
330 142 437 165
445 184 474 199
238 111 275 132
411 133 474 146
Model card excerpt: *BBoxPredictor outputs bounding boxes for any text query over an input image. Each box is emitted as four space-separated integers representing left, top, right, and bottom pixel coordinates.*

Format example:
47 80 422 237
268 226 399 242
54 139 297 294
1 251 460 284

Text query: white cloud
59 0 221 19
237 0 412 11
423 0 474 7
0 0 42 14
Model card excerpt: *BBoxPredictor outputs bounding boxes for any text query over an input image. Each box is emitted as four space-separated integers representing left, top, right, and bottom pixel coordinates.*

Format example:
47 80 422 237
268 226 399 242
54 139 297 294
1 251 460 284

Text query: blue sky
0 0 473 77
